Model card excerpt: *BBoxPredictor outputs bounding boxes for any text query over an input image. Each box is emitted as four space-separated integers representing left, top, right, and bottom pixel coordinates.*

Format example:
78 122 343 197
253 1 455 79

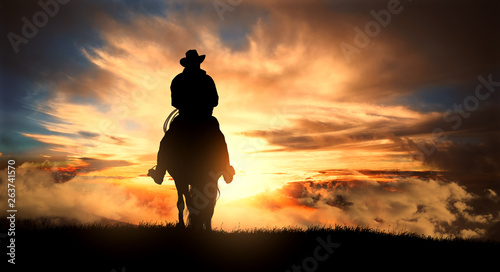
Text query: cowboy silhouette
149 49 234 228
171 50 218 119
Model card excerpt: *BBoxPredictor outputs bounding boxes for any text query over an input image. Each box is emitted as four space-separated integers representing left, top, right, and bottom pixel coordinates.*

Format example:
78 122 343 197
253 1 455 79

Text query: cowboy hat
180 49 206 67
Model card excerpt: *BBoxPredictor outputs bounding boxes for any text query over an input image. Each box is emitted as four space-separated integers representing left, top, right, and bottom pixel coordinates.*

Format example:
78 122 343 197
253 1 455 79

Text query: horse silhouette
148 49 234 229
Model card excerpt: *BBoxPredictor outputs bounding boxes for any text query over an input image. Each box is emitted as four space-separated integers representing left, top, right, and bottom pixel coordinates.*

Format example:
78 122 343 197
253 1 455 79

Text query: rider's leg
207 117 234 183
216 132 234 183
153 133 170 184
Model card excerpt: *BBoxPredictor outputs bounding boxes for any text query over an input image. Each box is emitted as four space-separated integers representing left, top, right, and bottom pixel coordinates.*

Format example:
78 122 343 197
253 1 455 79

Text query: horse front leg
176 191 185 227
173 177 188 228
184 191 200 229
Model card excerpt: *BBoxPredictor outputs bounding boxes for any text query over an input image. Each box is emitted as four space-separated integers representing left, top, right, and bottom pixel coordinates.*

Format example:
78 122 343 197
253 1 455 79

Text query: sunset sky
1 0 499 240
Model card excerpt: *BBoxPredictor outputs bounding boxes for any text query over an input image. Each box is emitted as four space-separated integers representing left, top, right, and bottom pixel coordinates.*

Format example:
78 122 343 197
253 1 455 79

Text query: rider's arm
171 75 183 109
207 75 219 108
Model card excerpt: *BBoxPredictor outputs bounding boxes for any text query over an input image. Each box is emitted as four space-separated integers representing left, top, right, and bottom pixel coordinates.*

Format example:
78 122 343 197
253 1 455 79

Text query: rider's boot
148 166 166 185
222 165 235 184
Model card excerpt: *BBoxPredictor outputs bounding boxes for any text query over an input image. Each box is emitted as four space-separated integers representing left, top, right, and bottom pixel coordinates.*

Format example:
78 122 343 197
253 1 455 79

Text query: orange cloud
215 170 499 239
0 163 177 224
12 0 499 242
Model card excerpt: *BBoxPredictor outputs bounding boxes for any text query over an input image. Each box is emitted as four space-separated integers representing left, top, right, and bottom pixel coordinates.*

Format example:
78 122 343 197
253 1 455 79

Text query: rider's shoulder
171 73 185 84
203 72 215 82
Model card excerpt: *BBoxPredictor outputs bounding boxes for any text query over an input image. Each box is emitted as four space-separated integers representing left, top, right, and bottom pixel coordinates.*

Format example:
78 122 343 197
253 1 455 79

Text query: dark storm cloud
244 95 500 193
160 2 500 196
106 135 127 145
1 0 168 96
246 0 500 102
400 102 500 191
245 104 500 167
78 131 100 138
2 1 100 87
242 114 416 152
3 0 498 154
78 131 127 145
79 157 132 173
337 0 500 99
0 0 167 159
425 137 500 174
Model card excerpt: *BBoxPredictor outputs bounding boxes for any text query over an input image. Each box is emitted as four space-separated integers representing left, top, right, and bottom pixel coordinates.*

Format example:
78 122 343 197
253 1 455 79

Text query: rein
163 108 179 133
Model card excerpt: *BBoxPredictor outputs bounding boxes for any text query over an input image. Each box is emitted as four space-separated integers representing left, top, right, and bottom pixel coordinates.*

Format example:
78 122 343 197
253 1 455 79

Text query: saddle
148 110 234 185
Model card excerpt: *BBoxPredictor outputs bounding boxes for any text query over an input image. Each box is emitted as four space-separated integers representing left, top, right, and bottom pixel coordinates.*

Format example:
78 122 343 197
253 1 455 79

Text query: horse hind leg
204 181 219 230
204 200 216 230
204 217 212 231
198 192 216 230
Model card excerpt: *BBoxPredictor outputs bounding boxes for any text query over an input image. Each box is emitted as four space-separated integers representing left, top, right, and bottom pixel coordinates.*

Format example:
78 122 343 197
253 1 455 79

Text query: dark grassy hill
3 219 499 271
